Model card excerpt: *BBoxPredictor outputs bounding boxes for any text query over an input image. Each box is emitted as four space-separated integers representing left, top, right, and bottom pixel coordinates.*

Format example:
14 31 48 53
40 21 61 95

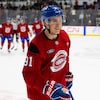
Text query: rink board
62 26 100 36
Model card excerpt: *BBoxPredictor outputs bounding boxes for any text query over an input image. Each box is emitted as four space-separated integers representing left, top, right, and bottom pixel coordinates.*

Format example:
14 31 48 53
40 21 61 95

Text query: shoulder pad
28 43 39 53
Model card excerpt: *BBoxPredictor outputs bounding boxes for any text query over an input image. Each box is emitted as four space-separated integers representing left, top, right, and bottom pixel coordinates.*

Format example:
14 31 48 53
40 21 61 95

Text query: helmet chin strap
46 28 51 34
46 27 55 35
44 19 51 34
44 22 51 34
44 26 58 40
44 19 57 35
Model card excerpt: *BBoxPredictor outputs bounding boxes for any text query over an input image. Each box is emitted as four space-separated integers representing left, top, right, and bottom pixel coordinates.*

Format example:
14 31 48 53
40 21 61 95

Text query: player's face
20 20 24 24
49 16 62 34
6 20 11 24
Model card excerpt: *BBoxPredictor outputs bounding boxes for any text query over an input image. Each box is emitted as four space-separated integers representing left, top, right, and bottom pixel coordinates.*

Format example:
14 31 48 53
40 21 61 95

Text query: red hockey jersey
17 22 29 38
22 29 71 100
2 22 14 36
0 27 2 34
32 20 43 34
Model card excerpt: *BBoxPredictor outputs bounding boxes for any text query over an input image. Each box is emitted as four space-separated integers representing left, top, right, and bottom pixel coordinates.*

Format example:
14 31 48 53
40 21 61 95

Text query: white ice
0 36 100 100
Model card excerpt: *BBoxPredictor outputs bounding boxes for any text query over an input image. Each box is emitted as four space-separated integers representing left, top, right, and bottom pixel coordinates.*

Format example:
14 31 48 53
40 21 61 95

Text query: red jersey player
32 17 43 35
22 5 74 100
0 17 14 52
17 18 30 52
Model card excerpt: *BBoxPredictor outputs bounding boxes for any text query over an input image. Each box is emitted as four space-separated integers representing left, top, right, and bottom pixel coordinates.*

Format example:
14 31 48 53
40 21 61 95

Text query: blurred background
0 0 100 26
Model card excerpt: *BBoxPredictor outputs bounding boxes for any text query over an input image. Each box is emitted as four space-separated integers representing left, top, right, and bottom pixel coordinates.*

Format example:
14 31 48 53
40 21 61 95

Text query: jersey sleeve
32 23 35 31
0 27 2 34
22 42 46 93
11 25 14 35
26 23 30 32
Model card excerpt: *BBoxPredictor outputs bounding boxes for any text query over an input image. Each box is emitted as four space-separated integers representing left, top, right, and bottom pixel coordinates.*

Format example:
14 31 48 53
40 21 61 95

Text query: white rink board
86 26 100 35
62 26 84 36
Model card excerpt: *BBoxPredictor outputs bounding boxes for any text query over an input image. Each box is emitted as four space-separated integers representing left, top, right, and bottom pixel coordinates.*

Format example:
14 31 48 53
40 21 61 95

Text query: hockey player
11 18 19 42
32 17 43 36
0 17 14 52
17 18 30 52
22 5 74 100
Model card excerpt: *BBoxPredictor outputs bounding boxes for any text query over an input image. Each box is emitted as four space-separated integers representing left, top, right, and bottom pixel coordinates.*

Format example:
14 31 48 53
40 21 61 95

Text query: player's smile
54 29 60 34
55 28 60 31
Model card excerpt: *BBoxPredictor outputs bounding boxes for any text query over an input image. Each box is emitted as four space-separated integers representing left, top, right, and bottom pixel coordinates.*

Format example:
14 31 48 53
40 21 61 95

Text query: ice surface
70 36 100 100
0 36 100 100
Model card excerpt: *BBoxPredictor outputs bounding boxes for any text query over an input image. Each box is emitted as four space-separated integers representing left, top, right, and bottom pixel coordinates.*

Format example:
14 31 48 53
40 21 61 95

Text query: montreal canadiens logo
50 50 67 72
5 27 11 33
21 26 26 32
36 24 40 29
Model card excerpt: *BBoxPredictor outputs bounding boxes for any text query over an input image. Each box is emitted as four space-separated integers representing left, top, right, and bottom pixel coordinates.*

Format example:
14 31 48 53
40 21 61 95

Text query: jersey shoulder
60 29 70 42
2 22 6 26
29 32 44 53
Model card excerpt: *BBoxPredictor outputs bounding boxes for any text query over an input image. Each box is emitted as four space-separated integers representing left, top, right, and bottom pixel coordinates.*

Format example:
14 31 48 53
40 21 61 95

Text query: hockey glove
43 80 70 100
65 72 73 90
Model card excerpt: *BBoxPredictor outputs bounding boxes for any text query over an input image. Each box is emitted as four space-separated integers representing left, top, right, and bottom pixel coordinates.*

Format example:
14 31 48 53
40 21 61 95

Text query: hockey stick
69 90 74 100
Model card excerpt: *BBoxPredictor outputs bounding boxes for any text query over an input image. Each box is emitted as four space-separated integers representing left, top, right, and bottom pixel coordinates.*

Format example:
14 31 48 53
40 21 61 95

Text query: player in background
11 17 19 50
22 5 74 100
17 18 30 52
0 17 14 52
32 17 43 36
